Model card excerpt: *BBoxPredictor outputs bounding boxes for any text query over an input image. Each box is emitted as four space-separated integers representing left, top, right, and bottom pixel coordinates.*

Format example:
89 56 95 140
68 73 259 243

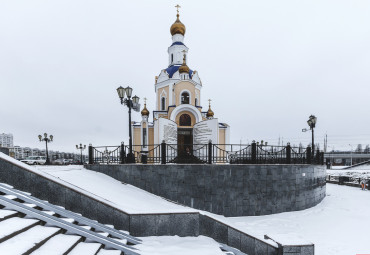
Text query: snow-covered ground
35 165 197 214
137 236 225 255
221 184 370 255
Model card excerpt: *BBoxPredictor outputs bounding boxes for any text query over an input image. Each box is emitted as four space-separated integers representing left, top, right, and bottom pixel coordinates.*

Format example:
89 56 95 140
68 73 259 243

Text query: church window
142 128 147 147
179 114 191 126
161 97 166 111
195 98 198 106
171 54 173 63
181 92 189 104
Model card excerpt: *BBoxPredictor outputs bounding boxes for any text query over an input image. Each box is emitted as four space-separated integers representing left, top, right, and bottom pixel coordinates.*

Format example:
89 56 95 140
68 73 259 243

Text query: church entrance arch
177 128 193 156
176 112 194 156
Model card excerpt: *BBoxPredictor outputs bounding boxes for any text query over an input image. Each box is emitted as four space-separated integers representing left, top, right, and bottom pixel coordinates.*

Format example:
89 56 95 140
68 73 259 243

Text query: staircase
0 182 241 255
0 182 140 255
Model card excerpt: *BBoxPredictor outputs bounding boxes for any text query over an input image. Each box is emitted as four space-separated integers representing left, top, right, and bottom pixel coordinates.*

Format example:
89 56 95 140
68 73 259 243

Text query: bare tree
364 145 370 153
356 144 363 153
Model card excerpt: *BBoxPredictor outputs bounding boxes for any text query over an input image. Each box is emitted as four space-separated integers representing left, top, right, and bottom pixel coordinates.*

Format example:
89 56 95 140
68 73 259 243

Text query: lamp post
76 144 86 164
116 86 140 163
349 144 353 168
306 115 317 158
38 133 53 165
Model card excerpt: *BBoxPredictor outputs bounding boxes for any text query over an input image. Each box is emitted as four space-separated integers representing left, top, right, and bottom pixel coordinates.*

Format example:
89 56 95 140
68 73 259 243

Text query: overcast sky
1 0 370 153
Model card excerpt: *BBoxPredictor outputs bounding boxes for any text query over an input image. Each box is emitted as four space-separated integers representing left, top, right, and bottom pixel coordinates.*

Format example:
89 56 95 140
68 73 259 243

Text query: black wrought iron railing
88 142 324 165
90 145 122 164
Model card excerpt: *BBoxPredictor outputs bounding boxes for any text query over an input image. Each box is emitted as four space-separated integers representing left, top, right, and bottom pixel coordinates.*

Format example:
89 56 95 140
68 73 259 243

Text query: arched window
161 97 166 111
179 114 191 126
142 128 147 147
195 98 198 106
171 54 173 63
181 92 189 104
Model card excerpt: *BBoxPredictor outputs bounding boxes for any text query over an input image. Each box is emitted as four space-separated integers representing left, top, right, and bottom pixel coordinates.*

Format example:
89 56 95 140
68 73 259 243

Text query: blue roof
166 65 193 78
170 41 186 47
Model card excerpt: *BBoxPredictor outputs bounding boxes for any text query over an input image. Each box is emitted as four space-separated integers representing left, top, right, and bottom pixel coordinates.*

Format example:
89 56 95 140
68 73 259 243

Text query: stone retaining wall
86 164 326 217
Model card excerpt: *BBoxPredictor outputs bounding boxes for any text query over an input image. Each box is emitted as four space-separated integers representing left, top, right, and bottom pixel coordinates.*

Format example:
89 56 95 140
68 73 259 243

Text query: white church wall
192 72 201 84
172 34 184 43
157 70 169 83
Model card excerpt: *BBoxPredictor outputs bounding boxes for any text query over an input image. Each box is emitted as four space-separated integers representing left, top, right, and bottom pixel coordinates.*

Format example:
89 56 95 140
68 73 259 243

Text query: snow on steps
0 225 61 254
0 183 139 255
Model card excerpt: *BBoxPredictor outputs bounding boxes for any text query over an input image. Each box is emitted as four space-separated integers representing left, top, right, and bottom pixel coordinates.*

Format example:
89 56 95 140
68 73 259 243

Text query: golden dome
141 103 149 116
170 14 186 36
179 54 190 74
206 102 214 118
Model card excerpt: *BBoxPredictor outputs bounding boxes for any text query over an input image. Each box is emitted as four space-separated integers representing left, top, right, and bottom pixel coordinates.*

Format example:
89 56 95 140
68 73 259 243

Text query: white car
21 156 47 165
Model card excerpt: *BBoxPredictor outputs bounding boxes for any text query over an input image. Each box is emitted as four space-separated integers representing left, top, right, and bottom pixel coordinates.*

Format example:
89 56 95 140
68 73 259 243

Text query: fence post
88 144 93 165
320 152 324 165
315 149 320 164
120 143 125 164
208 140 212 164
252 141 257 164
306 146 311 164
161 140 166 165
286 143 291 164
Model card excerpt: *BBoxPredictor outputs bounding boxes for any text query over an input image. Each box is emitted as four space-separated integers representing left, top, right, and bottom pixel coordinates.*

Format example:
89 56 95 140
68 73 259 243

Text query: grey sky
1 0 370 152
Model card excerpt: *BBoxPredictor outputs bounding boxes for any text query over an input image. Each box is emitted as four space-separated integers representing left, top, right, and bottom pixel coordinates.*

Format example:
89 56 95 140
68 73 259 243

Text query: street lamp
306 115 317 158
349 144 353 168
38 133 53 165
116 86 140 163
76 144 86 165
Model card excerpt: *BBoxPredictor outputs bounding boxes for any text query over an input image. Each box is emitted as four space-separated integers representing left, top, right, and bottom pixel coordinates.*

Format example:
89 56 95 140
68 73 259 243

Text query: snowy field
137 236 226 255
35 165 370 255
222 184 370 255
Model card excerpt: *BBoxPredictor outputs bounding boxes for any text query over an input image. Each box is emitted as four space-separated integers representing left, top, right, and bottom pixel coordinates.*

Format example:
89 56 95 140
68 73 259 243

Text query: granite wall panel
87 164 326 217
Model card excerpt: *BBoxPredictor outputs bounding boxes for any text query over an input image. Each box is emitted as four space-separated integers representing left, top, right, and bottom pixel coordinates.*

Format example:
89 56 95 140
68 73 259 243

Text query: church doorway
177 128 193 155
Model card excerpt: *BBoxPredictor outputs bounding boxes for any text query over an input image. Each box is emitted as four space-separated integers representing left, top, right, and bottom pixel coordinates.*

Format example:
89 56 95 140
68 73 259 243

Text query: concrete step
30 233 82 255
0 225 61 254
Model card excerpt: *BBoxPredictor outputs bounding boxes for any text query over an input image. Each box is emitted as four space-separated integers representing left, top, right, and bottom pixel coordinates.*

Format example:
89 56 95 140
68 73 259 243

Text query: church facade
132 8 230 156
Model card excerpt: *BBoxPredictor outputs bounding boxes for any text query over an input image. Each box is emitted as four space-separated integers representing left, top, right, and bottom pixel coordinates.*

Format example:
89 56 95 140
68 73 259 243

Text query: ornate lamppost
306 115 317 157
38 133 53 165
116 86 140 163
76 144 86 164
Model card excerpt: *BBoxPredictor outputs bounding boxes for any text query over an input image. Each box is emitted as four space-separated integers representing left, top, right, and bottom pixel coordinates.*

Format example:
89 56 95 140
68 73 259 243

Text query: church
133 7 230 157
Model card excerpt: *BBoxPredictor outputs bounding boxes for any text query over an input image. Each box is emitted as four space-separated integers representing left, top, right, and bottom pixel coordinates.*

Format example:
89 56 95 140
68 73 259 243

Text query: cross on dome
141 97 149 116
175 4 181 14
206 99 214 118
170 5 186 36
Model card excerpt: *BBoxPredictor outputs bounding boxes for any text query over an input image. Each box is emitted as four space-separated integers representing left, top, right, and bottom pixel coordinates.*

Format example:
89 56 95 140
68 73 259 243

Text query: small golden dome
179 53 190 74
141 103 149 116
170 14 186 36
206 102 214 118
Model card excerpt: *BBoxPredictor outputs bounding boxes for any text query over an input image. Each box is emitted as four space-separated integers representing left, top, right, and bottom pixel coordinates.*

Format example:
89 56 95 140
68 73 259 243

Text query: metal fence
88 142 324 165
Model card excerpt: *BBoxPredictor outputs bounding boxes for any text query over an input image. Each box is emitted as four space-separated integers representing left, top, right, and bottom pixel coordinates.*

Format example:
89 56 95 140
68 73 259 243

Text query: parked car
21 156 47 165
54 159 70 165
53 159 64 165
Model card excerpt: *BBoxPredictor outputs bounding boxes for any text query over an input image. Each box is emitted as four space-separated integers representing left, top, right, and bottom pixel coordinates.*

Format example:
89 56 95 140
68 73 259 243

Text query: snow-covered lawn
222 184 370 255
137 236 225 255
